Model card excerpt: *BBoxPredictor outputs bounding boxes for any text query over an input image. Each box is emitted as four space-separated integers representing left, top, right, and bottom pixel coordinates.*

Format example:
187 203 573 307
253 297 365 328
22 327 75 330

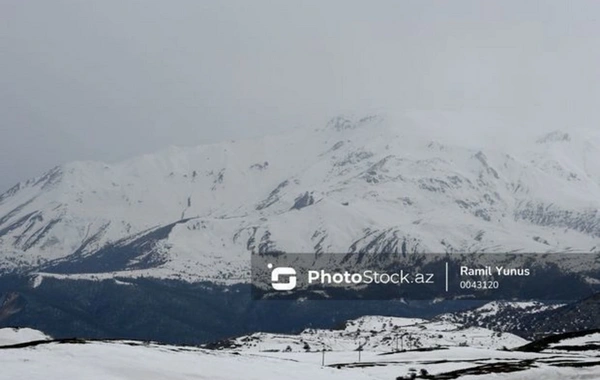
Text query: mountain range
1 112 599 283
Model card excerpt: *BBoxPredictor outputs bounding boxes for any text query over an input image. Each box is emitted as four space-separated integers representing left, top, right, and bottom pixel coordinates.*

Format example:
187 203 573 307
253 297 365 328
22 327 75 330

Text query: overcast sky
2 0 600 192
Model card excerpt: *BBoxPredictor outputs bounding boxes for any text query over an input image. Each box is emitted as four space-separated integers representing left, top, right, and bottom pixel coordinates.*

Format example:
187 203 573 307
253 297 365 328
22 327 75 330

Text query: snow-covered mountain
1 112 599 281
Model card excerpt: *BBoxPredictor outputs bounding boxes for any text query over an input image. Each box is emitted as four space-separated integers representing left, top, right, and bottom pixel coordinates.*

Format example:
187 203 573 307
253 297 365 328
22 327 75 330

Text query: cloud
1 0 599 191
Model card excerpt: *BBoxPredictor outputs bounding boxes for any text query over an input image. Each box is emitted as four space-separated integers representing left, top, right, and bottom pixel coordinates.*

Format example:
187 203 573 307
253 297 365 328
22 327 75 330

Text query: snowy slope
0 339 378 380
0 327 50 346
213 315 528 352
1 112 599 280
2 326 600 380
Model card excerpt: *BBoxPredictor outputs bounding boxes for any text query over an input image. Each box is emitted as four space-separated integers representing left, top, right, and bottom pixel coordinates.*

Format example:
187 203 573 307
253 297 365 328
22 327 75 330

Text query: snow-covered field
2 326 600 380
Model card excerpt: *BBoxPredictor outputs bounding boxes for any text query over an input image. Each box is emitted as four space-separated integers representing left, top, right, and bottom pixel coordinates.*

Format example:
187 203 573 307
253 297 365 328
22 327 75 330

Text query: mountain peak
536 130 571 144
324 114 384 132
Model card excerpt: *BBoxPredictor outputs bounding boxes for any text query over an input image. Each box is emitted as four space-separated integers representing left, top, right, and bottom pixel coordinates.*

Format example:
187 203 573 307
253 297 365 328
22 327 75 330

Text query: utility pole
395 331 409 352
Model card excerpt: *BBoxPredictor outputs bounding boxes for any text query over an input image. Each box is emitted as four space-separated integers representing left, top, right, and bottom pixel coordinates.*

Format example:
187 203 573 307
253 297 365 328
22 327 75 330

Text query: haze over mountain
4 1 600 196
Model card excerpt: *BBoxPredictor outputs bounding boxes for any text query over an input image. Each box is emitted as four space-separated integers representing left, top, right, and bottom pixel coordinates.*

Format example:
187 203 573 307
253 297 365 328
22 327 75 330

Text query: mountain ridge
1 113 599 281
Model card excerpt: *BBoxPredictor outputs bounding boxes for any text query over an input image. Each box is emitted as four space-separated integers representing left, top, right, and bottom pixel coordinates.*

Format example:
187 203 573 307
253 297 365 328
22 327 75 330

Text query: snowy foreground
3 318 600 380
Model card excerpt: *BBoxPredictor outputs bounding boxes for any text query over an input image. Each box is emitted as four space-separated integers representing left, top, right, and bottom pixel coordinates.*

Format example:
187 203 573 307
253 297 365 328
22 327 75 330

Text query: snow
223 315 528 353
0 334 598 380
30 275 43 288
459 301 562 319
1 323 600 380
1 114 600 280
436 301 566 334
549 332 600 348
0 340 378 380
0 328 50 346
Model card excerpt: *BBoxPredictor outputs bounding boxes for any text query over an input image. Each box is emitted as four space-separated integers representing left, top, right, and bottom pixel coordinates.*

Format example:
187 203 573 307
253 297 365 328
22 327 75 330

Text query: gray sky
2 0 600 192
